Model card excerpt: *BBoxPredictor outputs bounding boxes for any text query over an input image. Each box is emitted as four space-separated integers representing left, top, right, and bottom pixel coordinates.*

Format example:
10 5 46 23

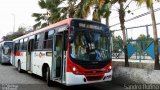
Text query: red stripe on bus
15 52 23 56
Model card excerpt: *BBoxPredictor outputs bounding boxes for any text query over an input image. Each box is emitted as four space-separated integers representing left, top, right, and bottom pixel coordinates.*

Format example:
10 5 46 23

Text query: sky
0 0 45 41
109 1 160 40
0 0 159 41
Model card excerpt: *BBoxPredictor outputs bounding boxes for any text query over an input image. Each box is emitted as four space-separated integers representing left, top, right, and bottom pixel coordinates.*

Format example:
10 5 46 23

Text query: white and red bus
12 18 112 86
0 41 13 64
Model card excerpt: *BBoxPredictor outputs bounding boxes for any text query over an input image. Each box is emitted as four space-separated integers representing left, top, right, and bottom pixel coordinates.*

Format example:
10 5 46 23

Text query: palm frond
38 0 47 9
32 13 42 17
146 0 153 8
41 23 48 28
135 0 154 8
33 22 41 30
92 9 101 22
98 0 106 8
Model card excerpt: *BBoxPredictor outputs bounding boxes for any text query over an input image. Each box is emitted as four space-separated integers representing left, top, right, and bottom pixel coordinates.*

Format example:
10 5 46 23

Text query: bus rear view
65 19 112 85
0 41 13 64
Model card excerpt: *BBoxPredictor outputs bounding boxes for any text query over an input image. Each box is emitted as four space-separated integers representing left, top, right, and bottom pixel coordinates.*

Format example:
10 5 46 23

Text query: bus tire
18 61 22 73
46 67 52 87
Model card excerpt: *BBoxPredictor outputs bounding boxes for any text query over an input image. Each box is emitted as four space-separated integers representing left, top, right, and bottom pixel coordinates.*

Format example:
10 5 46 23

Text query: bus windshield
70 30 111 61
3 42 13 55
4 42 13 49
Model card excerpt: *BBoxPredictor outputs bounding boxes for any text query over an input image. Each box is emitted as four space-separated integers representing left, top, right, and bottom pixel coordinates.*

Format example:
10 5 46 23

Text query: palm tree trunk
119 1 129 67
106 16 109 26
150 4 160 70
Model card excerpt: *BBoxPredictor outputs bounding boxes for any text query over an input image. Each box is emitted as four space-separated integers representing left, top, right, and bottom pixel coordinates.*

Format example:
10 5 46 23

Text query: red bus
12 18 112 86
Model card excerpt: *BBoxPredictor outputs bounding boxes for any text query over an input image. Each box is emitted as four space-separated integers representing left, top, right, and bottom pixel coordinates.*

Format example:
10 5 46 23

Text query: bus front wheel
46 67 52 87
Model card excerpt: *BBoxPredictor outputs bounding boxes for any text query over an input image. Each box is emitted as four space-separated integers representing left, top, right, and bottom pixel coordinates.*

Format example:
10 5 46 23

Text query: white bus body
12 18 112 86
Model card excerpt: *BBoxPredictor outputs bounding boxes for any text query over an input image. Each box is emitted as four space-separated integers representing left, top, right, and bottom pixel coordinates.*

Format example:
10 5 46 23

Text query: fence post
146 25 149 39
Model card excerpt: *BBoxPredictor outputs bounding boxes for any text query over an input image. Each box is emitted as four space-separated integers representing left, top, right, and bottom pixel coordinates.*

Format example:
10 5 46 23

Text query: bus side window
15 40 20 52
43 30 53 49
19 39 24 51
64 31 68 51
55 35 62 55
34 34 40 50
23 38 28 51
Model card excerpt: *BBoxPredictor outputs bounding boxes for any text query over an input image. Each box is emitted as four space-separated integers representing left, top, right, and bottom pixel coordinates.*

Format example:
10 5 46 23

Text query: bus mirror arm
69 28 75 43
69 36 73 43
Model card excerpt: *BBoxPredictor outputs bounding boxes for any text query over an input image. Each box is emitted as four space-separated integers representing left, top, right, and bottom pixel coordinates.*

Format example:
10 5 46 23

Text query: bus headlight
72 67 76 71
109 65 112 70
68 65 83 75
105 65 112 73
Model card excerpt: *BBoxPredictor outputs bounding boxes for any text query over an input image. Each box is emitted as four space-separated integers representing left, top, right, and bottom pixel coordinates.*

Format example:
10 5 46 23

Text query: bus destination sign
78 23 103 30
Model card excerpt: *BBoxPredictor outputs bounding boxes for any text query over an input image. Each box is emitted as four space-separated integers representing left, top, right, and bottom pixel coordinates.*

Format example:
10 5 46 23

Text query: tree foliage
32 0 113 28
135 0 160 69
112 35 123 53
32 0 65 30
2 27 27 41
136 34 153 52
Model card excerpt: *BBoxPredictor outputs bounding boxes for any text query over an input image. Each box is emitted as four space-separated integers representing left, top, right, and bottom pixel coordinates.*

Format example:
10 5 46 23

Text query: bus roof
13 18 107 41
13 18 72 41
0 41 13 44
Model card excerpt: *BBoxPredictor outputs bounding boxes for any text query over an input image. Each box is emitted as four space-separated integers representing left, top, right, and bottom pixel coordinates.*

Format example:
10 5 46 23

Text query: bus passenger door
51 31 68 83
52 34 63 79
26 39 34 71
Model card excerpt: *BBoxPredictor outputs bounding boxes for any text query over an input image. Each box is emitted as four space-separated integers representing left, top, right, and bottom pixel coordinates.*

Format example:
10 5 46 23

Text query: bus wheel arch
42 63 52 86
42 63 49 79
17 59 22 73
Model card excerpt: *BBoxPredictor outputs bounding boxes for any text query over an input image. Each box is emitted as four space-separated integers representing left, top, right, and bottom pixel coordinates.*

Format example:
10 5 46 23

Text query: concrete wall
112 61 154 69
112 67 160 85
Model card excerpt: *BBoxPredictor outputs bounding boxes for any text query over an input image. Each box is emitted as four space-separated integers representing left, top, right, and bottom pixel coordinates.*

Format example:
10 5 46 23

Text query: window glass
70 30 111 61
35 34 40 41
34 34 40 49
48 30 54 39
15 40 20 51
55 35 62 56
23 38 28 50
20 39 24 50
43 30 53 49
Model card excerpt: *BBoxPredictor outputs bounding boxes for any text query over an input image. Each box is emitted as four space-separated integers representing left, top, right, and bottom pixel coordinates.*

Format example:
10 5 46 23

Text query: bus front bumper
65 70 112 86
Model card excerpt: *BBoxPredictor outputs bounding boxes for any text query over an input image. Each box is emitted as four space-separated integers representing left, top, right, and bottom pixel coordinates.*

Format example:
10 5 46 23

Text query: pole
11 13 15 33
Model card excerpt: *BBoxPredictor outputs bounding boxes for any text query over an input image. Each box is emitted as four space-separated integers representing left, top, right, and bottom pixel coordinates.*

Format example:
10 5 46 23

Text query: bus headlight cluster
72 67 76 71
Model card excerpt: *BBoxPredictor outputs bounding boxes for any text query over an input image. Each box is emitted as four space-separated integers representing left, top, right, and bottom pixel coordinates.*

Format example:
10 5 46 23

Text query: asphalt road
0 64 126 90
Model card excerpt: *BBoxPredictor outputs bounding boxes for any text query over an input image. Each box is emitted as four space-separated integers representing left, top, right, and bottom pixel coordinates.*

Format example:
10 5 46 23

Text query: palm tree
33 0 113 29
92 0 108 22
65 0 111 23
32 0 64 30
66 0 76 18
62 0 94 18
136 0 160 69
101 1 112 26
109 0 133 67
101 0 118 26
118 0 129 67
74 0 94 19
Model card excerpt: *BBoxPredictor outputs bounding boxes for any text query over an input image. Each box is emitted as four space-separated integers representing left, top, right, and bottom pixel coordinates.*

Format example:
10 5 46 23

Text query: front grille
86 76 102 81
71 59 111 69
80 63 106 69
84 70 103 74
